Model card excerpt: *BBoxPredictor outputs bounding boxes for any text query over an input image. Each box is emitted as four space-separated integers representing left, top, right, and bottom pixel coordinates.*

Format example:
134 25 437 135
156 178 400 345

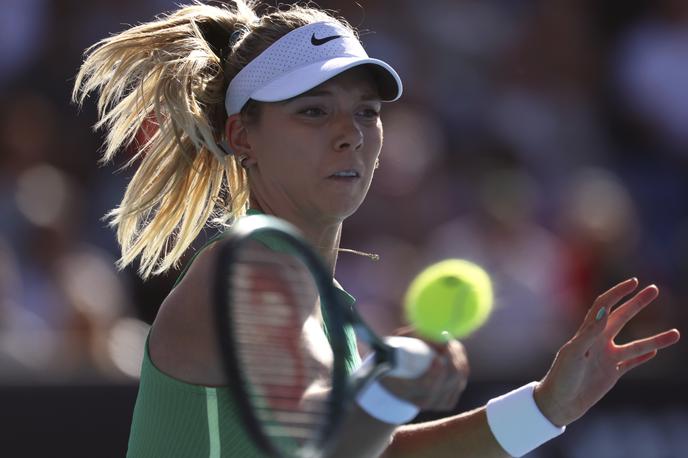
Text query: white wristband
486 382 566 457
355 379 420 424
354 354 420 425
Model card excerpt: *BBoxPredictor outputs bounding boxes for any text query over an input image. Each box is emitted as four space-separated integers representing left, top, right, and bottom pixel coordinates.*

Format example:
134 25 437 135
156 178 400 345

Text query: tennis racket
213 214 435 458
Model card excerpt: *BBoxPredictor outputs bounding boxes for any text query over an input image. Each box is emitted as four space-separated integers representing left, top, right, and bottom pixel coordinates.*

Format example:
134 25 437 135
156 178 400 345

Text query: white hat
225 21 402 115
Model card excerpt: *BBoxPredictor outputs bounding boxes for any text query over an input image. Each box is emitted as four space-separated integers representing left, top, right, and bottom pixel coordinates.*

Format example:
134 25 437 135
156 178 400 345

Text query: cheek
366 126 384 162
256 130 321 180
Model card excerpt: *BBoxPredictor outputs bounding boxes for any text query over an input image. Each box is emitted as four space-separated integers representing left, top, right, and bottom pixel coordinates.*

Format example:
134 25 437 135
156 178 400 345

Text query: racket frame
213 215 351 457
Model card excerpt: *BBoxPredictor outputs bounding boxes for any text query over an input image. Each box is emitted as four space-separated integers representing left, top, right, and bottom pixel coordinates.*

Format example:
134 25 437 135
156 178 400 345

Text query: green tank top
126 215 361 457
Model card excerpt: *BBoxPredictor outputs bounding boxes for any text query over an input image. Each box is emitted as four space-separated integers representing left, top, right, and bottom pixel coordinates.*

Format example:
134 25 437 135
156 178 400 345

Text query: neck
249 200 342 275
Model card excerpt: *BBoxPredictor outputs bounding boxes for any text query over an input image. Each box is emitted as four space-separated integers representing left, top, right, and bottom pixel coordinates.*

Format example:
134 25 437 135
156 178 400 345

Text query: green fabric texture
126 336 267 457
126 211 361 457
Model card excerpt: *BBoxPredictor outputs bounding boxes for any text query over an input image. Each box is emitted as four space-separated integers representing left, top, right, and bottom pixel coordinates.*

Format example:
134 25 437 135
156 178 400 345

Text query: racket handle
384 336 436 379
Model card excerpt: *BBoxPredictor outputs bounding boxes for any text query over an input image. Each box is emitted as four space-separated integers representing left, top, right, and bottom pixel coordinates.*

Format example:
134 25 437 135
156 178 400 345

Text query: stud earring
237 154 250 169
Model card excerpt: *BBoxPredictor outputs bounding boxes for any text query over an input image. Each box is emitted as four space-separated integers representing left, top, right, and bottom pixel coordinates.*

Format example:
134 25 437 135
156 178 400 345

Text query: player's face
245 67 383 223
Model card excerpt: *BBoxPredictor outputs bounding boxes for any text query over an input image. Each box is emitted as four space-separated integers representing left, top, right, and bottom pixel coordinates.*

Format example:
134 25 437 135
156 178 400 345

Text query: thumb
392 325 451 354
393 325 417 338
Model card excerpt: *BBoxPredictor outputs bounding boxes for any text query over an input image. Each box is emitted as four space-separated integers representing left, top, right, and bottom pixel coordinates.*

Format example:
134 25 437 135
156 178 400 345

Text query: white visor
225 21 402 115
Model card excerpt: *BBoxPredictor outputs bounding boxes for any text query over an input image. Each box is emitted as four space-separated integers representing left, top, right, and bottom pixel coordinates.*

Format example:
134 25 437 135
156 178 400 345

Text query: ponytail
73 2 258 278
73 1 352 278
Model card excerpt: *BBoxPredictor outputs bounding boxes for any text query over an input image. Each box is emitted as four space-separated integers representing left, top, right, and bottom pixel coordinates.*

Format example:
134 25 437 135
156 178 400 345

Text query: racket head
213 215 350 458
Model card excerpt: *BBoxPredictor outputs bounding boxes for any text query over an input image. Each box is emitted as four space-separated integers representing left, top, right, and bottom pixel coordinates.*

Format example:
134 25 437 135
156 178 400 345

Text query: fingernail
595 307 606 321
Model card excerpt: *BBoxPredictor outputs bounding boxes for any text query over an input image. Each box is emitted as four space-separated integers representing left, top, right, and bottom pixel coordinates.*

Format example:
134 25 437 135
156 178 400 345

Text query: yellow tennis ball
404 259 493 341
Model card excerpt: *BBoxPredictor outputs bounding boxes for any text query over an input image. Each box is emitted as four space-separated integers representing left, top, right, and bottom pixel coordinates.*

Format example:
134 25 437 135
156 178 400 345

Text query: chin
315 178 372 221
318 195 366 221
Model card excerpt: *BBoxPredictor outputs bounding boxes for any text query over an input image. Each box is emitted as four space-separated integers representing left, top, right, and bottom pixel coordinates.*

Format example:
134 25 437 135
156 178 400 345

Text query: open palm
534 278 681 427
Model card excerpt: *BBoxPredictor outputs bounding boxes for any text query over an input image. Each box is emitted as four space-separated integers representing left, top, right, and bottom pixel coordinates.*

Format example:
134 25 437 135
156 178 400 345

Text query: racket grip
384 336 436 379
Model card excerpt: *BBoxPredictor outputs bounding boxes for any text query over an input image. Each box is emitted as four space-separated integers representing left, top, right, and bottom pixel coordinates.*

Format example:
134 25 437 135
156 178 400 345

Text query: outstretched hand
534 278 681 427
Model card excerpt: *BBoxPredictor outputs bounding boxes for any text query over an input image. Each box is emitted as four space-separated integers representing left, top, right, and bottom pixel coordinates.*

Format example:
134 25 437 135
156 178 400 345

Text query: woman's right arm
148 241 467 457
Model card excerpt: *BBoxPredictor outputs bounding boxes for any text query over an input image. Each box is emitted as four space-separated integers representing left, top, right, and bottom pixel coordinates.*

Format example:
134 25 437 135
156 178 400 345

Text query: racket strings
228 242 336 449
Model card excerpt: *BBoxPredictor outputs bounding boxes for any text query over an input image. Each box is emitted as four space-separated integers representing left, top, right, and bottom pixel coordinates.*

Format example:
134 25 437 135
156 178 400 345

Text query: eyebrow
287 89 381 102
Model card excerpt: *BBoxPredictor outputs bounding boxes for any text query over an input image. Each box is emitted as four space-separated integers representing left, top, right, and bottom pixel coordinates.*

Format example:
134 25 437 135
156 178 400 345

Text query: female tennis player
73 1 680 457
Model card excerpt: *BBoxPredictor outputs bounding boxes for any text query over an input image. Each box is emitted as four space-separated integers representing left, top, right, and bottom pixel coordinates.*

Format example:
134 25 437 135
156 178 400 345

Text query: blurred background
1 0 686 456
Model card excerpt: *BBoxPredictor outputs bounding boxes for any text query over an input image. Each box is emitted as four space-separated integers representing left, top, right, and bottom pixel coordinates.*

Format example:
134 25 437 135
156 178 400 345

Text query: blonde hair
73 1 353 278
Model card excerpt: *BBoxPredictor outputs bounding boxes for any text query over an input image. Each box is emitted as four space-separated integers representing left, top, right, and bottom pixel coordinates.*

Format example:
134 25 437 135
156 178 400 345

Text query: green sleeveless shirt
126 213 361 457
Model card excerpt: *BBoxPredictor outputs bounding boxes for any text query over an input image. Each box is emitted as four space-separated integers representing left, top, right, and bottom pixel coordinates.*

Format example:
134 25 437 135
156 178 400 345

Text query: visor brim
250 56 402 104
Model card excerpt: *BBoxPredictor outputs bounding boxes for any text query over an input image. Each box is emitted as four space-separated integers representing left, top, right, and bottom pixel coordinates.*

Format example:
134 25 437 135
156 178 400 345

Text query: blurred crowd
1 0 686 391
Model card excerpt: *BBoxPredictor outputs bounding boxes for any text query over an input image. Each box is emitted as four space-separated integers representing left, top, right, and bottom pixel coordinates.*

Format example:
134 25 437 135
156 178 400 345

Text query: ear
225 114 256 166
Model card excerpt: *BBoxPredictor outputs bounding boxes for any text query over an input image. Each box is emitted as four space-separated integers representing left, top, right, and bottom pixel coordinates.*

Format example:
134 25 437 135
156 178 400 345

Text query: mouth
328 169 361 181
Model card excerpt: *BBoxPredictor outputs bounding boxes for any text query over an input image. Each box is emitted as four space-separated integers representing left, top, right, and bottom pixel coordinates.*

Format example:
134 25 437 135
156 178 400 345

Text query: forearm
381 407 509 458
381 382 569 458
324 404 398 458
327 404 507 458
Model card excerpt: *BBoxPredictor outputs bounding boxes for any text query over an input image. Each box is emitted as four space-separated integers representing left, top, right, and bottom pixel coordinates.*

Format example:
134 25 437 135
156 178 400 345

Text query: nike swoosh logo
311 33 342 46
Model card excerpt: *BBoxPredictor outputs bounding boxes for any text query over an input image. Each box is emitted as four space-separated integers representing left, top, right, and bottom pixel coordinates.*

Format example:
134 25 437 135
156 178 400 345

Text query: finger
434 385 462 412
607 285 659 338
426 355 453 409
445 339 467 360
392 327 453 353
615 328 681 361
432 347 469 411
590 277 639 319
393 325 417 337
616 350 657 375
446 388 463 411
424 334 458 353
571 277 639 348
433 380 463 411
444 341 470 385
429 374 457 411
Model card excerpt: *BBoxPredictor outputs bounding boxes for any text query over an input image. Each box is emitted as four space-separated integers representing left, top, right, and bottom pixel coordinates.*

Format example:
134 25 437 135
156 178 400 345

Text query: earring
237 154 250 169
374 158 381 169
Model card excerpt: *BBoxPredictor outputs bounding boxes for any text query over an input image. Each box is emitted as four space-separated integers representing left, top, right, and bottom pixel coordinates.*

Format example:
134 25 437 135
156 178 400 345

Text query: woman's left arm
381 278 681 458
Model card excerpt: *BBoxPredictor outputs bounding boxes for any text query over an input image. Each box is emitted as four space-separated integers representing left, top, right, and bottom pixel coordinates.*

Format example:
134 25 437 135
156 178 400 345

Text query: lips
329 169 360 178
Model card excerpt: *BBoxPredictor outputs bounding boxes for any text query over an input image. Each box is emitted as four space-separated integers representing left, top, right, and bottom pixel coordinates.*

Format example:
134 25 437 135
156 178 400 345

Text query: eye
298 107 327 117
357 107 381 119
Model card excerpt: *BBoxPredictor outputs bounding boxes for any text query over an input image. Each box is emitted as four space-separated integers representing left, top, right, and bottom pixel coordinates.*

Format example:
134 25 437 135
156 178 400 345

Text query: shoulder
148 239 227 386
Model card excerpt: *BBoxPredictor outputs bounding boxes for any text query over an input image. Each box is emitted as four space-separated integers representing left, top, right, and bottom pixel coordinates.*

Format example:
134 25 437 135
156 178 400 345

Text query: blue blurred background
1 0 686 456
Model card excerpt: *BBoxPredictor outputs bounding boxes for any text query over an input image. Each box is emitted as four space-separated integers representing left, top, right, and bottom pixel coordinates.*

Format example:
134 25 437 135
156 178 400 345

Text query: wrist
486 382 566 457
533 380 568 428
353 354 420 425
355 379 420 425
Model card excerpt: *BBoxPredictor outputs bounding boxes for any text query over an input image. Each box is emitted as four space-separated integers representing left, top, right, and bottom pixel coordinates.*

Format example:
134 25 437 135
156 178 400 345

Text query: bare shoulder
148 239 227 386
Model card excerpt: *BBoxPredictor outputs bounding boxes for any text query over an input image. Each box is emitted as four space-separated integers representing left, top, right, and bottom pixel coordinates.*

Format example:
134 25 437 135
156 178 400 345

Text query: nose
333 115 363 152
